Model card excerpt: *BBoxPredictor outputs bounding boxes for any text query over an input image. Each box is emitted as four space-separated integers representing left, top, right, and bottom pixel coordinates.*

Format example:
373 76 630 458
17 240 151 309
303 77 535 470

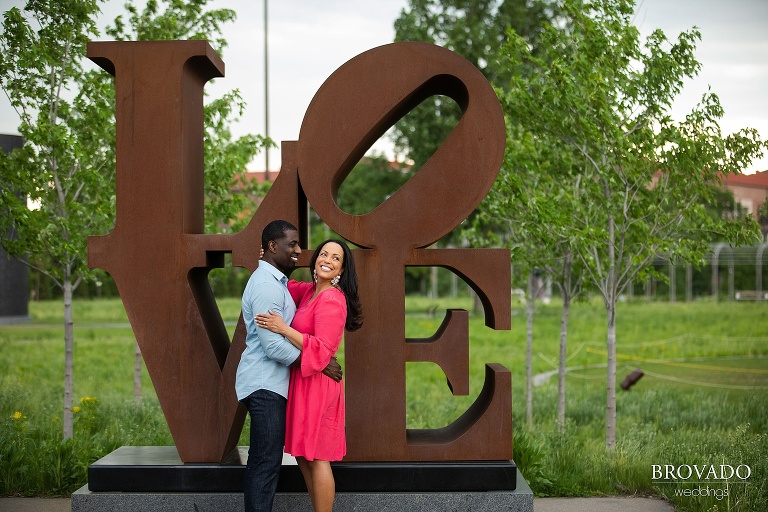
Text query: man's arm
258 322 300 365
257 307 344 382
247 281 300 366
290 355 342 382
322 357 342 382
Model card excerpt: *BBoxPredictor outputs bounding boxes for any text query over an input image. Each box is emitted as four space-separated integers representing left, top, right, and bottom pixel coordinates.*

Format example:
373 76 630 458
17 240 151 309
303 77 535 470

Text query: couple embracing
235 220 363 512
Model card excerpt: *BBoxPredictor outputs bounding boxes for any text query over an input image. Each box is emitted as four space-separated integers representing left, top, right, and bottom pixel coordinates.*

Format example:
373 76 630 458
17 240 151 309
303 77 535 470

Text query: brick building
723 170 768 219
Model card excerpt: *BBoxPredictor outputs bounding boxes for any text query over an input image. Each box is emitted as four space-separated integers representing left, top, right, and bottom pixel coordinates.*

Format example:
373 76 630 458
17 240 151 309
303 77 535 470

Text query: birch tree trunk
525 275 535 426
557 294 571 433
555 252 576 434
63 275 74 439
605 301 617 448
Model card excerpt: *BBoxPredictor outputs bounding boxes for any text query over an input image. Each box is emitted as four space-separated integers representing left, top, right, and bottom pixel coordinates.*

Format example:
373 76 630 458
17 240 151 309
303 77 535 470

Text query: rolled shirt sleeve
251 283 301 366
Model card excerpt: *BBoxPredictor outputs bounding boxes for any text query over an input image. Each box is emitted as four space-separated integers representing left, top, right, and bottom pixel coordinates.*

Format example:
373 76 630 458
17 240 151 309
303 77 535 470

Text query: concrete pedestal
72 479 533 512
72 446 533 512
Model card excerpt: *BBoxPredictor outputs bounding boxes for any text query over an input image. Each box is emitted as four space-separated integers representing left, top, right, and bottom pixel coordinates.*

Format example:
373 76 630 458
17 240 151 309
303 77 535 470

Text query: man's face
270 229 301 276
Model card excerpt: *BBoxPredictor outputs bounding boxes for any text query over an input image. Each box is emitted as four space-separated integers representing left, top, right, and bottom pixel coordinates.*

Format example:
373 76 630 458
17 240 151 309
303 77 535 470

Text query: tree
0 0 267 436
393 0 556 170
705 186 749 223
759 200 768 240
1 0 109 439
305 153 411 244
105 0 269 235
337 154 412 216
472 126 583 430
394 0 565 426
334 155 438 294
499 0 765 447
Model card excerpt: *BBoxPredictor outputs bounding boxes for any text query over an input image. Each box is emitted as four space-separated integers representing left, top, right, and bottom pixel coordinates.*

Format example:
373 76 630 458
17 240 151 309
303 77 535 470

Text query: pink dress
284 280 346 461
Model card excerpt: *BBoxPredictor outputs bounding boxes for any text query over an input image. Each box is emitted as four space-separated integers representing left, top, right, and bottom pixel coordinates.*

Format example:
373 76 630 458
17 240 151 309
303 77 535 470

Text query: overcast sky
1 0 767 173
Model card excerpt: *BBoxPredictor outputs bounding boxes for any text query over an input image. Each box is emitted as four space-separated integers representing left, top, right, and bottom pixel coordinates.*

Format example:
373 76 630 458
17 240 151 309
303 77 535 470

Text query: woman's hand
256 310 304 351
255 310 287 335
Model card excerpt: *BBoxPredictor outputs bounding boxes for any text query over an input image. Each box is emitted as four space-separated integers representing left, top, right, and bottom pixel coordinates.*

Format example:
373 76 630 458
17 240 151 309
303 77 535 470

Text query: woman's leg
306 459 335 512
296 456 316 510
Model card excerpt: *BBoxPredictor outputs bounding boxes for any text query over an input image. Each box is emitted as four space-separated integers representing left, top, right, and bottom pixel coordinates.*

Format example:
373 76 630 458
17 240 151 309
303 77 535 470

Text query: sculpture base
76 446 532 511
87 446 518 492
73 480 533 512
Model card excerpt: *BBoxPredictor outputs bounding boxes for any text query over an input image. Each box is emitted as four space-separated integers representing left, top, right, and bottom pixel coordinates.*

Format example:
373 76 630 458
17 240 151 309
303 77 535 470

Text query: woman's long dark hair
310 239 363 332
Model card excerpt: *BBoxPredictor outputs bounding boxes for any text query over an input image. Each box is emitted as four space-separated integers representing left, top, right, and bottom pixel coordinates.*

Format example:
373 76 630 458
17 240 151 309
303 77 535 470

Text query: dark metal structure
87 40 511 464
0 134 29 322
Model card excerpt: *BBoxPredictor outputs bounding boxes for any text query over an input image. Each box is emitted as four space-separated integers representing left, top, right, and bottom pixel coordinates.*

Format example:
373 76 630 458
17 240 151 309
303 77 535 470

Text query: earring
313 269 318 283
331 275 340 287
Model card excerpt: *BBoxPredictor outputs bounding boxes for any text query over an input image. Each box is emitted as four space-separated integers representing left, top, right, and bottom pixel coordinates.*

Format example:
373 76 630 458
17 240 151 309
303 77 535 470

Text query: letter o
297 42 505 249
735 465 751 480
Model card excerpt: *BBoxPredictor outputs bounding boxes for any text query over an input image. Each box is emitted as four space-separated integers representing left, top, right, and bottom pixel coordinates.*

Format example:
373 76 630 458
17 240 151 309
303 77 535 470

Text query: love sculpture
87 40 512 463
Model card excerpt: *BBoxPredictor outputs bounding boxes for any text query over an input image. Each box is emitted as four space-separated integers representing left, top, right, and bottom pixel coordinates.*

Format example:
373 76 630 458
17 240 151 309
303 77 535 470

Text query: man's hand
322 357 343 382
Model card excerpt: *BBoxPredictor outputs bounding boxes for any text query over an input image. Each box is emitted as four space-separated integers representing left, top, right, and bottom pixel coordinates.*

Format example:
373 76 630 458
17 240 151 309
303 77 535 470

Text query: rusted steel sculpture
88 40 511 463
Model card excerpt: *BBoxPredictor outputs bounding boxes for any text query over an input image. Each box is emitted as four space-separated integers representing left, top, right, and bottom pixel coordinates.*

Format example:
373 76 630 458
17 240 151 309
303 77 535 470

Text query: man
236 220 342 512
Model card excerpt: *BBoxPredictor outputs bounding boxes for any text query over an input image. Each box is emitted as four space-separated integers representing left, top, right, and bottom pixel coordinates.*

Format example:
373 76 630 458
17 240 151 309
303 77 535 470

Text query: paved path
0 498 70 512
0 496 676 511
535 496 675 511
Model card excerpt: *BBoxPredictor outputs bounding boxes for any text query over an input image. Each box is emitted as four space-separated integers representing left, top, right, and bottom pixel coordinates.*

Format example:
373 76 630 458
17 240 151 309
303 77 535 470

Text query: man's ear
268 240 276 253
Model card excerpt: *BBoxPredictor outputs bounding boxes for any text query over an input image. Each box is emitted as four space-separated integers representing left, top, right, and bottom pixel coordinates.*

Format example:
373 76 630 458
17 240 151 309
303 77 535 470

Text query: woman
256 239 363 512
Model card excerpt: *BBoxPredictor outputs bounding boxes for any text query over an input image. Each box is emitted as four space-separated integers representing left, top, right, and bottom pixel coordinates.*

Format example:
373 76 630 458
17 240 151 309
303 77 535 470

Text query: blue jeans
243 389 286 512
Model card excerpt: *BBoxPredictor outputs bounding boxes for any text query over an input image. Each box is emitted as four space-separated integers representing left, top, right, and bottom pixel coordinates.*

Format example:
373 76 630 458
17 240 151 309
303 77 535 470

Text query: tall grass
1 297 767 511
407 296 768 511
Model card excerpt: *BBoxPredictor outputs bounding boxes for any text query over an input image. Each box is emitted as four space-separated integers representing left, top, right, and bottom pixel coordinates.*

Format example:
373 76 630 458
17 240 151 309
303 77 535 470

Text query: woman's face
315 242 344 284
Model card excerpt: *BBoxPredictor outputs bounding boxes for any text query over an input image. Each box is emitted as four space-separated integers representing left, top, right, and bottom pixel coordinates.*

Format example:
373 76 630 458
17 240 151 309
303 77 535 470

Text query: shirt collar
259 259 288 285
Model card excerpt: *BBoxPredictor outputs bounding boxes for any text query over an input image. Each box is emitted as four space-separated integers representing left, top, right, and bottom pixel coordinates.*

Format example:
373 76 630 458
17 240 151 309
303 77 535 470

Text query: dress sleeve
288 280 313 307
301 290 347 377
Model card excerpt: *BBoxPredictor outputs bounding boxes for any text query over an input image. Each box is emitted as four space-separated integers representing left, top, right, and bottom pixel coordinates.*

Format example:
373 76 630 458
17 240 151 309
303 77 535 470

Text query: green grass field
1 296 766 511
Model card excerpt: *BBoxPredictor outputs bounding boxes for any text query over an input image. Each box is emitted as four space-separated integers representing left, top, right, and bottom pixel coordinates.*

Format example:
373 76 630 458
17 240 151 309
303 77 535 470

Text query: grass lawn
1 296 766 511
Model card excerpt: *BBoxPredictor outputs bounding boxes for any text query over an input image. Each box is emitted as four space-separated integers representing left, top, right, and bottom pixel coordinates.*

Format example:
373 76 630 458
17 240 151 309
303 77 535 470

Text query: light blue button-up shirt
235 260 301 400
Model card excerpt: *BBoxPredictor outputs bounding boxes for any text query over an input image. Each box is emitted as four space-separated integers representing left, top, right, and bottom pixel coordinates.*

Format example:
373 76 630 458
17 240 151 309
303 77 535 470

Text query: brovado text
652 464 751 481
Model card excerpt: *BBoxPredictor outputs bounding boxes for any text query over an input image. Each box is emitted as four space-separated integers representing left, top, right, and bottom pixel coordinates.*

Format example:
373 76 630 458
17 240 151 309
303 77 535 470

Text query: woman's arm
257 291 347 377
255 310 304 350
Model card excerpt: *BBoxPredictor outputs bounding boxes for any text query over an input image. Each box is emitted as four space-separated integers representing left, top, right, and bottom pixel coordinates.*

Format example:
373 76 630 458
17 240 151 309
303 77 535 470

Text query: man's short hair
261 220 298 252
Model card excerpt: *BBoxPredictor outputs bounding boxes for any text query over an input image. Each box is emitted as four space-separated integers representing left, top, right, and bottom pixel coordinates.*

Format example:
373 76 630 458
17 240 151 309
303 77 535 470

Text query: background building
0 134 30 322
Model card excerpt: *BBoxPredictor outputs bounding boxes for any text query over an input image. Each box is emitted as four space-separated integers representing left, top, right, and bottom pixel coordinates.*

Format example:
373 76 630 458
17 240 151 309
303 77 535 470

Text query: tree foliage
759 199 768 239
1 0 108 438
392 0 556 169
1 0 107 288
0 0 268 437
337 154 412 215
492 0 765 446
104 0 269 233
472 125 584 429
393 0 566 417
